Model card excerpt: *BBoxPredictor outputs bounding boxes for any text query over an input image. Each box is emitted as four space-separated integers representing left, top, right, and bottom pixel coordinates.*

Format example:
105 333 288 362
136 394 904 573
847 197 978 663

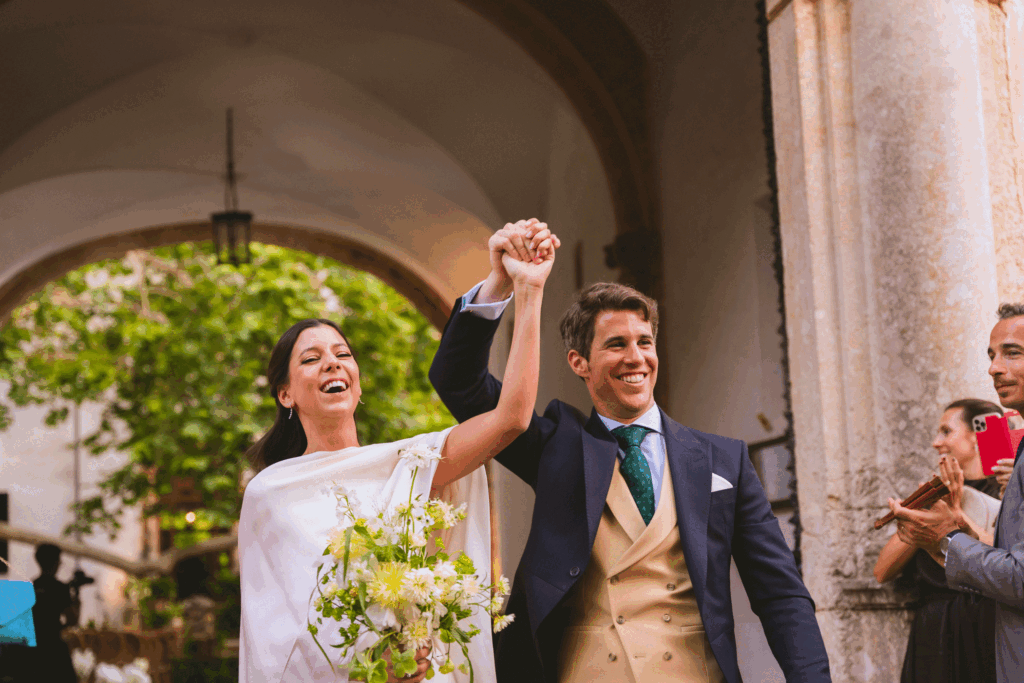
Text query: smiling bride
237 223 558 683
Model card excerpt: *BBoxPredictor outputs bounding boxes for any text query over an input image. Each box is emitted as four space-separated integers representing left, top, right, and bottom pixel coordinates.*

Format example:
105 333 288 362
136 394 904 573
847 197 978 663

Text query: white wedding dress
238 427 495 683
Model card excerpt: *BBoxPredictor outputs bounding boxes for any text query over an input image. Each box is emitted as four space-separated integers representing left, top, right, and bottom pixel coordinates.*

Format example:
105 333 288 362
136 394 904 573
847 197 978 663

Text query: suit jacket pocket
710 488 736 506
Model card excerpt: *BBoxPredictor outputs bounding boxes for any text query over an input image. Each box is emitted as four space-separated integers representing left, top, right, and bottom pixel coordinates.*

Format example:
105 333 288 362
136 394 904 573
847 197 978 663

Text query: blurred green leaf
0 243 455 539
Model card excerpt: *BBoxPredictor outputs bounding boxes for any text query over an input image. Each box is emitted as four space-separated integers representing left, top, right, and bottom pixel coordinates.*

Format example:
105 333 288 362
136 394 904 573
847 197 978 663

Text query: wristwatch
939 529 963 558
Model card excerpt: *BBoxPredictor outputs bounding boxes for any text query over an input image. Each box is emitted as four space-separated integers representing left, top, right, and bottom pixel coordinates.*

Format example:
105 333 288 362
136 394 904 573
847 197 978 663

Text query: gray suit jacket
946 441 1024 682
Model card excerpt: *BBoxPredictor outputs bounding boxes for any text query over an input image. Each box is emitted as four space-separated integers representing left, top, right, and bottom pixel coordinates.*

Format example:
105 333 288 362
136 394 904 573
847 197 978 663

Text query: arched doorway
0 221 456 330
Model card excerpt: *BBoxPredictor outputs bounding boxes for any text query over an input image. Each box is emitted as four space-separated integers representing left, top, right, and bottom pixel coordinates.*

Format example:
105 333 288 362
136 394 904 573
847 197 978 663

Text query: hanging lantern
211 107 253 266
211 210 252 266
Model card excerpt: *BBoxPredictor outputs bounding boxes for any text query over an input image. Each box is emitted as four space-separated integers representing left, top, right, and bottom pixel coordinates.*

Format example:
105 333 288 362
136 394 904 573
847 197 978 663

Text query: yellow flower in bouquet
368 562 408 611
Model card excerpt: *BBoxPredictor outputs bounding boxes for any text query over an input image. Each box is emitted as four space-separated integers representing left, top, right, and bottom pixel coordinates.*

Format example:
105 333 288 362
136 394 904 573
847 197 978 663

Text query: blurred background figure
874 398 1003 683
25 544 80 683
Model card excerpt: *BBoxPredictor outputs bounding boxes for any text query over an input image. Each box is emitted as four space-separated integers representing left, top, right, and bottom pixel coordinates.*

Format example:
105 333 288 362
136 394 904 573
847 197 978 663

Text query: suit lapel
606 459 646 543
582 409 619 548
662 409 711 605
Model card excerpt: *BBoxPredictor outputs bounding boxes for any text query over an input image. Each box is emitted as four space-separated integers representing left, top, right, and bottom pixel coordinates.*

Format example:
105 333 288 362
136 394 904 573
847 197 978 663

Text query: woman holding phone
874 398 1003 683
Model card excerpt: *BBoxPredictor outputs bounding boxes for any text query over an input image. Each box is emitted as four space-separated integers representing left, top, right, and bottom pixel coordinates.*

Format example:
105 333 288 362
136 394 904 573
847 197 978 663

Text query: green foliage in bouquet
308 445 513 683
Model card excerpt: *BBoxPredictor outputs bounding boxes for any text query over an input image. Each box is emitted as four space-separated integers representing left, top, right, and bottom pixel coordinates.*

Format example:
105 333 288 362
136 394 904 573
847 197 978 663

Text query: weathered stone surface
769 0 1014 679
817 609 912 682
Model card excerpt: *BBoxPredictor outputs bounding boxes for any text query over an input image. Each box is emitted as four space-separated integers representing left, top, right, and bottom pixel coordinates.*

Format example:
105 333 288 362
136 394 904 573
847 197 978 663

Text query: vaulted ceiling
0 0 627 314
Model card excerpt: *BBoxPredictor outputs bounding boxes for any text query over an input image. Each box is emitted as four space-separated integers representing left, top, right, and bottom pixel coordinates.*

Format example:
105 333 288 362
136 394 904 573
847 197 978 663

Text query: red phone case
977 414 1016 475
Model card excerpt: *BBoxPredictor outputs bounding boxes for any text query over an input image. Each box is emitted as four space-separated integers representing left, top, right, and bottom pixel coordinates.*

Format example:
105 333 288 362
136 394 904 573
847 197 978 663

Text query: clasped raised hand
490 217 559 271
501 234 557 289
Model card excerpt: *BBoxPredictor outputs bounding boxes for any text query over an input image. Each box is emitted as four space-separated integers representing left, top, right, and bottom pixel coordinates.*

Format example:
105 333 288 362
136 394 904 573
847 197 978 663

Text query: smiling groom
429 221 830 683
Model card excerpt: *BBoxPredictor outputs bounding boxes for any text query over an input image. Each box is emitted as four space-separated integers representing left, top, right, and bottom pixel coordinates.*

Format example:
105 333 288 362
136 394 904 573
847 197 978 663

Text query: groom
430 221 830 683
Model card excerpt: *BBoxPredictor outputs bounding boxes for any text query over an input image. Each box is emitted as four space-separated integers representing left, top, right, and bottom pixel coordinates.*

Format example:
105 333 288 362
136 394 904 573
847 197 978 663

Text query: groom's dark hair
559 282 658 360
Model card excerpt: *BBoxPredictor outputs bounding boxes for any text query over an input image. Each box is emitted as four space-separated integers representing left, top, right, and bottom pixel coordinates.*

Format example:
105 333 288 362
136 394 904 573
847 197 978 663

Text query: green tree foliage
0 243 455 541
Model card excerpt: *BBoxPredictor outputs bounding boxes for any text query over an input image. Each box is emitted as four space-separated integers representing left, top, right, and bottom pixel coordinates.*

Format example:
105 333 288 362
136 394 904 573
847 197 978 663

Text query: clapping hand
888 496 959 554
939 455 965 514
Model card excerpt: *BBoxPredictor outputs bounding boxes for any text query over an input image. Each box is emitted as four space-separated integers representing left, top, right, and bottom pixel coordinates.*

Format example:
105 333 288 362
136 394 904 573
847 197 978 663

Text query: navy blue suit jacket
429 301 831 683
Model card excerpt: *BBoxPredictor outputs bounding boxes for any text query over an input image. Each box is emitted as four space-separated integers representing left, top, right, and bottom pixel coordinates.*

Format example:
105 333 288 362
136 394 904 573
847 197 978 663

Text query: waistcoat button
608 653 617 662
663 614 671 622
616 616 625 625
666 583 676 590
663 652 672 661
569 566 580 577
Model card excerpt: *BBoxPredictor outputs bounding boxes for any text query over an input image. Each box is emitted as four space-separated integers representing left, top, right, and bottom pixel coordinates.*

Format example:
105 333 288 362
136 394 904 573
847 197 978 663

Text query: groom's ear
567 350 589 380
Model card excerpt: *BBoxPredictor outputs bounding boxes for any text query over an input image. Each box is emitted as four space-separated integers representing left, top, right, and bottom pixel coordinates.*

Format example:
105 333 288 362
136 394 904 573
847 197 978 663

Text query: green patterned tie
611 425 655 524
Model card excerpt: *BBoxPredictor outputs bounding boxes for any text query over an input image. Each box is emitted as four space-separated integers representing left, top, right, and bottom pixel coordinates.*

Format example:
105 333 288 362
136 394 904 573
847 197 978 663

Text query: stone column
767 0 1003 679
982 0 1024 302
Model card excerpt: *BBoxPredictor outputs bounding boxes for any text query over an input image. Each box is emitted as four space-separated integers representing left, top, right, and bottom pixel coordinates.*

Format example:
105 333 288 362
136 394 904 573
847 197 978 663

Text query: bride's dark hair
247 318 354 471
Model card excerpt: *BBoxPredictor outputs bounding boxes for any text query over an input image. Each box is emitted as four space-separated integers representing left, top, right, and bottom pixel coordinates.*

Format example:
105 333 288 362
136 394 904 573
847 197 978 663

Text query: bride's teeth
322 380 348 393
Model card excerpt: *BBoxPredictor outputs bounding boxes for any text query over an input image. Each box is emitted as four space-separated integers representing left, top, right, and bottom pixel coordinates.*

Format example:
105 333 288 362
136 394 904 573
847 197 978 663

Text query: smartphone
973 412 1020 475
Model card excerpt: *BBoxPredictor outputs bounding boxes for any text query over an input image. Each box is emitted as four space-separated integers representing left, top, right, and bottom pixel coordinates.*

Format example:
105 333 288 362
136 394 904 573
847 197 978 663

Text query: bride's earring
288 407 294 420
359 397 365 405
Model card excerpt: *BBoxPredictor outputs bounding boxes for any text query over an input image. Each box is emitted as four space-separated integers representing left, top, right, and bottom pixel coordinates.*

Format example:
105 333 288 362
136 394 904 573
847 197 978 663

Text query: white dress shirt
461 281 667 509
460 281 512 320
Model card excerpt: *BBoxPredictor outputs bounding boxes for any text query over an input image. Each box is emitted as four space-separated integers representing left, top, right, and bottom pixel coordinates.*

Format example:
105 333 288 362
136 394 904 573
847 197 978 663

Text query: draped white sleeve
238 427 494 683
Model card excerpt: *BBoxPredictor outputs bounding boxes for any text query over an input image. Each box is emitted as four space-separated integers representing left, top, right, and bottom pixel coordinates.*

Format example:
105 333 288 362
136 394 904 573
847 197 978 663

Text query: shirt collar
597 402 662 436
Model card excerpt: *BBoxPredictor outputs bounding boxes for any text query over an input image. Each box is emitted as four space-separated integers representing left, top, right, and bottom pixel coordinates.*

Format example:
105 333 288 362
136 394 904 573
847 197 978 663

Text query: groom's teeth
620 374 645 384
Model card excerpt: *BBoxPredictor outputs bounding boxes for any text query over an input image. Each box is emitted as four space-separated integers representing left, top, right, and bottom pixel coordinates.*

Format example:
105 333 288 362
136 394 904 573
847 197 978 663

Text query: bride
238 222 557 683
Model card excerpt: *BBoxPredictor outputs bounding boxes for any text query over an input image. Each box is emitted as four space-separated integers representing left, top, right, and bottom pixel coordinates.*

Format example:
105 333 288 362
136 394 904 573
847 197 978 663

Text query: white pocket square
711 473 733 492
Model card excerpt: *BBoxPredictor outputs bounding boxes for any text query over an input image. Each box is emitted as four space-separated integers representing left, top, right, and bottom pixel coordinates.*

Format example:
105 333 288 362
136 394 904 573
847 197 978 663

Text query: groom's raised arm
430 221 559 488
430 282 507 423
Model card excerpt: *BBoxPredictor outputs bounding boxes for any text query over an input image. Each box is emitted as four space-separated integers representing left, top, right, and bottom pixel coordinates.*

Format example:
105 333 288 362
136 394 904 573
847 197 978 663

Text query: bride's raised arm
431 235 556 489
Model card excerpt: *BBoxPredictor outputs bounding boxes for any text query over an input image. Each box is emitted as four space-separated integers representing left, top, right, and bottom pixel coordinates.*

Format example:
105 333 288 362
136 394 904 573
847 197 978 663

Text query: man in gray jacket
890 303 1024 682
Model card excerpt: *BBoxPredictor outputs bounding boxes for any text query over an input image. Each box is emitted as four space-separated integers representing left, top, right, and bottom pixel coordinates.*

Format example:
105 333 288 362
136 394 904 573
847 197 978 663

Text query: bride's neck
301 413 360 454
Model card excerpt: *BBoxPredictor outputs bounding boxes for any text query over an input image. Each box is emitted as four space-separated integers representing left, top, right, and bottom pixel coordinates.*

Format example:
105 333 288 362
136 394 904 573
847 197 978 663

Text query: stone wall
767 0 1024 679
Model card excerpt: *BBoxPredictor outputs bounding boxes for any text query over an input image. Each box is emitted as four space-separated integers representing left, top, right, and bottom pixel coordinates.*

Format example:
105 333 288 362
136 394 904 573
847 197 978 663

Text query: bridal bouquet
309 443 513 682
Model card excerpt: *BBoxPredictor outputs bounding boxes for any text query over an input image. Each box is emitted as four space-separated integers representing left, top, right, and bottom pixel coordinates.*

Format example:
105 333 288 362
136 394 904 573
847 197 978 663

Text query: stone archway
0 220 454 331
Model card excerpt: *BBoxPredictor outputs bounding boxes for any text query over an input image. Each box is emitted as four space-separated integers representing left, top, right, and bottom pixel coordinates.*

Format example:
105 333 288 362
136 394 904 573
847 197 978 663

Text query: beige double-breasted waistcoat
556 458 726 683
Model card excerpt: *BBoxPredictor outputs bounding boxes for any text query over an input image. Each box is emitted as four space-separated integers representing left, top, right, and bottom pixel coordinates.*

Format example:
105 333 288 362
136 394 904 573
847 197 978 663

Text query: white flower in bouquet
400 613 433 651
327 481 360 518
365 603 400 631
401 567 438 605
487 596 504 615
426 500 457 530
453 575 482 608
399 443 442 469
433 560 457 582
94 662 126 683
72 647 96 681
492 614 515 633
